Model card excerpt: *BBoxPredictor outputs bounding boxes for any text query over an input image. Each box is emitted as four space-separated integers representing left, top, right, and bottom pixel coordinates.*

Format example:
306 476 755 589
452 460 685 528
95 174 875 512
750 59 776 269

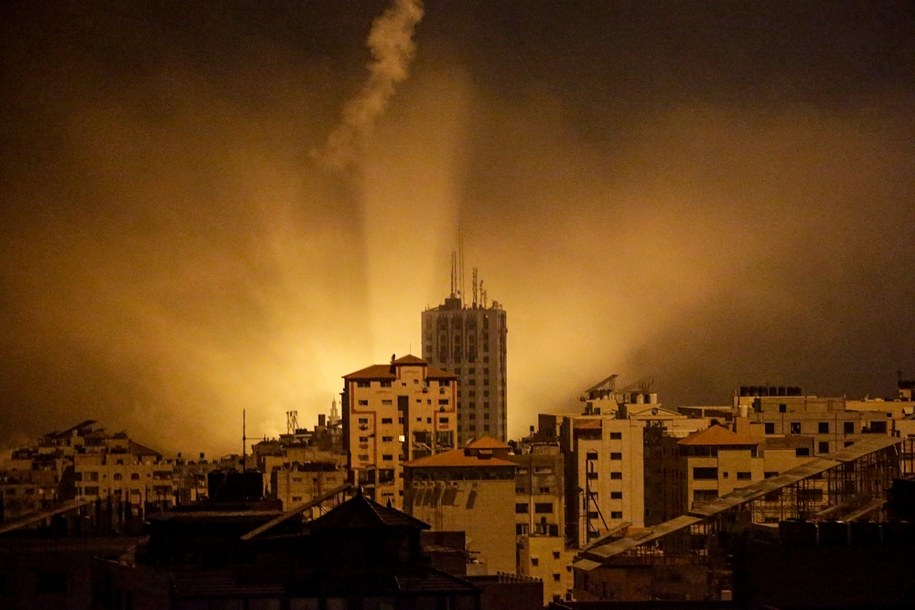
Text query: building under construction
570 435 915 604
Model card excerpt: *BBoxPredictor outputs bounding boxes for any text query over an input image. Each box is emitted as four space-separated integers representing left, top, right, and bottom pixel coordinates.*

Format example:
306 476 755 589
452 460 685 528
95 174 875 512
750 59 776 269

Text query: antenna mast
472 268 479 308
242 409 247 471
459 223 465 305
450 251 457 298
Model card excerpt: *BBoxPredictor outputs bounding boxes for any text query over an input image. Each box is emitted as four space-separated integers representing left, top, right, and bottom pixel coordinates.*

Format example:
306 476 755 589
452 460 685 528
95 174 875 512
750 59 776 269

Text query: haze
1 1 913 455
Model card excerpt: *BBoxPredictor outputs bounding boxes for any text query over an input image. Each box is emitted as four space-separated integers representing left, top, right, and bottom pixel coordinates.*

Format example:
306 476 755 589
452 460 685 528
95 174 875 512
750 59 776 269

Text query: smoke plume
313 0 425 172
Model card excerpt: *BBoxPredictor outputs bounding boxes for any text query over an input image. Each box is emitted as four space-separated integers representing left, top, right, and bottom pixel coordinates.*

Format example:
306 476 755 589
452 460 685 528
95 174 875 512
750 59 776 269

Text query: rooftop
677 424 759 447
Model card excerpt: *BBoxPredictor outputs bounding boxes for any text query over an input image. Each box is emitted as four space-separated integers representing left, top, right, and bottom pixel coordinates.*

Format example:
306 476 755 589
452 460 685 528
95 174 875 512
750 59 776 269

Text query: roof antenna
472 268 479 308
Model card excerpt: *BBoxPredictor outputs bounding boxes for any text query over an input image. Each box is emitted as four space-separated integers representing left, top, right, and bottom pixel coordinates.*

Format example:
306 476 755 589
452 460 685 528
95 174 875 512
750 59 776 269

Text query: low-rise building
403 437 517 574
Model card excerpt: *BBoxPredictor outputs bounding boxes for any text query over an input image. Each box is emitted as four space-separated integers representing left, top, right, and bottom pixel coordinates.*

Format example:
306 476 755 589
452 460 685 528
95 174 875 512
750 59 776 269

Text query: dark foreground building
93 489 481 610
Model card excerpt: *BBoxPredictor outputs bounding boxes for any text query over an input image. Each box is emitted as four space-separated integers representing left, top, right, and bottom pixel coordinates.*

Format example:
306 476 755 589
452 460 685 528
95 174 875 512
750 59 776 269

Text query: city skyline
1 1 913 455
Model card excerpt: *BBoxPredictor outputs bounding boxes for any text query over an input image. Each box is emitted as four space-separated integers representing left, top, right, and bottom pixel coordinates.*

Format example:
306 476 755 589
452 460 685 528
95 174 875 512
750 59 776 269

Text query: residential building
403 437 517 574
510 442 564 539
341 354 458 507
518 535 575 606
422 269 507 444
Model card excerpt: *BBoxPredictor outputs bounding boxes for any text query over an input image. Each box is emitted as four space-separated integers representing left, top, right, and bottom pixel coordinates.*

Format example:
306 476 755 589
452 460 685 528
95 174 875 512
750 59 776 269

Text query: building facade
402 437 517 574
422 281 507 444
341 355 458 507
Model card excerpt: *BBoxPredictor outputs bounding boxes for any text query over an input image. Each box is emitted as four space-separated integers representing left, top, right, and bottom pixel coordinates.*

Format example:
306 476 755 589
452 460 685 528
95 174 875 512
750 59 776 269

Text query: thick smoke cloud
1 2 913 455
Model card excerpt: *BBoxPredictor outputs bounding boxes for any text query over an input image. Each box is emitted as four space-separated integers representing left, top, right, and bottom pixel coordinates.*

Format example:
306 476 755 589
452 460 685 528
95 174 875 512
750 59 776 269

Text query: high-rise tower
422 265 507 444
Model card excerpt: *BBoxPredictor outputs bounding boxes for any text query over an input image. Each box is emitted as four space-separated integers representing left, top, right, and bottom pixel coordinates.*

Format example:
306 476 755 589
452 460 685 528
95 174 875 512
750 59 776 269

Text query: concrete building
422 270 508 444
403 437 517 574
518 534 576 606
511 442 564 539
341 354 458 507
252 413 347 510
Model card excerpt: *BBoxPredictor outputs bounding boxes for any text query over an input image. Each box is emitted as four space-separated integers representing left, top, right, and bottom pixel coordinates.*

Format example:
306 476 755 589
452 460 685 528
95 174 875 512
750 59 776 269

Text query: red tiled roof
343 364 395 380
404 449 516 468
343 359 456 381
466 436 511 450
677 424 759 447
392 354 426 365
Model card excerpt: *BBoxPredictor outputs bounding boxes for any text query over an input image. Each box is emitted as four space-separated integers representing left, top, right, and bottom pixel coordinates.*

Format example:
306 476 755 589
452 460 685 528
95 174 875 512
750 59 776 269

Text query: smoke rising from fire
313 0 424 172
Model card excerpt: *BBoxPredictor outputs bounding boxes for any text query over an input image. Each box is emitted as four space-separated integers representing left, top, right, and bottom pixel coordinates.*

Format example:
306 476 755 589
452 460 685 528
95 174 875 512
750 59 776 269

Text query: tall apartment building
422 271 507 444
341 354 458 507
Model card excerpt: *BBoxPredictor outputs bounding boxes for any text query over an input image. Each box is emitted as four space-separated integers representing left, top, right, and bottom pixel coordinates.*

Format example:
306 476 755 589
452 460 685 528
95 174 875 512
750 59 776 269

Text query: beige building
342 354 457 507
403 437 517 574
538 411 645 548
518 534 576 606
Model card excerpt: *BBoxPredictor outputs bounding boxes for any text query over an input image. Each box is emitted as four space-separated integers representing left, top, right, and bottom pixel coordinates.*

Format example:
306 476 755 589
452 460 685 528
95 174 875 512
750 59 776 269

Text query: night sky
2 1 913 455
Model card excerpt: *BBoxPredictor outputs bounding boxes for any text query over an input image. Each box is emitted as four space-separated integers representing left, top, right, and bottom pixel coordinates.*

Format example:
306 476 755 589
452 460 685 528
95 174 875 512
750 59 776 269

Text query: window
531 558 539 567
515 503 529 514
381 399 392 405
113 473 122 481
795 447 810 457
382 436 394 442
539 486 550 493
440 417 449 423
736 472 751 480
380 380 391 387
693 467 718 480
610 491 623 499
358 417 369 425
609 472 622 480
359 436 369 442
534 502 553 513
438 399 449 405
357 381 370 388
516 523 528 535
131 473 140 480
693 489 717 503
764 423 775 434
610 511 623 519
818 441 830 454
790 422 801 434
381 418 393 424
610 452 622 460
818 422 829 434
844 421 855 434
610 432 622 440
553 573 561 582
764 471 778 478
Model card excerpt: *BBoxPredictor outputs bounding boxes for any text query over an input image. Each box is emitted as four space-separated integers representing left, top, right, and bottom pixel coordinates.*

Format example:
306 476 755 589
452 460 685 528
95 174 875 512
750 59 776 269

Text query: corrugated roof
677 424 759 446
404 449 516 468
580 515 703 562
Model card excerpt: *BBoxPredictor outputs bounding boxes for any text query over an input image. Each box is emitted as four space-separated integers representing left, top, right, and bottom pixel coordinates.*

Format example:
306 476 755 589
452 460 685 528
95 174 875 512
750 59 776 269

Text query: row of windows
515 502 555 514
764 421 887 435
